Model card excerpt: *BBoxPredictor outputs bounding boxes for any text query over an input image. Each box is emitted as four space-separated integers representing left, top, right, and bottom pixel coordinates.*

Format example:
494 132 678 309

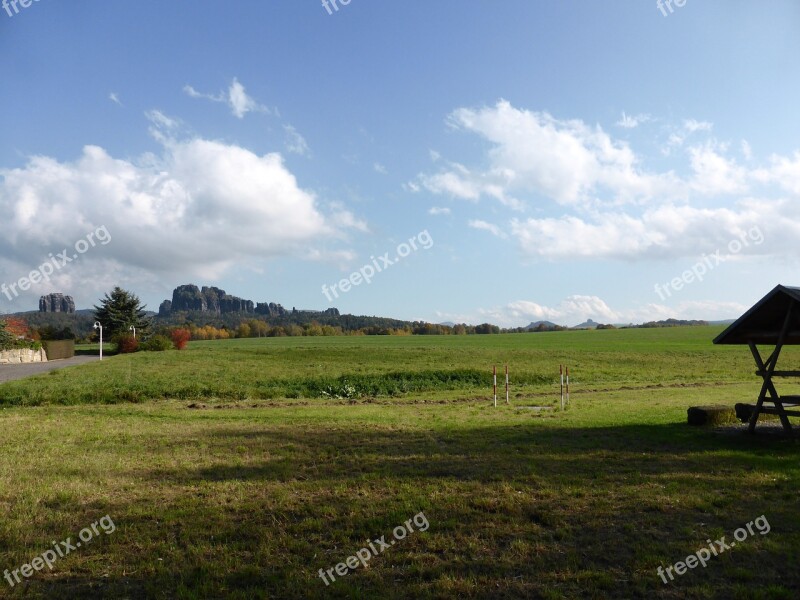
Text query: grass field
0 327 798 599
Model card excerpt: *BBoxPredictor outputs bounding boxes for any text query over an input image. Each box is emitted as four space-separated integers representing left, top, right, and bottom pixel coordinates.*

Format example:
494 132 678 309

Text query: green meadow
0 327 798 598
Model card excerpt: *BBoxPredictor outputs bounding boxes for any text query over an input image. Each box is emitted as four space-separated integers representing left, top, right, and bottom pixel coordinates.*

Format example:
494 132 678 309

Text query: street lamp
93 321 103 360
129 325 136 339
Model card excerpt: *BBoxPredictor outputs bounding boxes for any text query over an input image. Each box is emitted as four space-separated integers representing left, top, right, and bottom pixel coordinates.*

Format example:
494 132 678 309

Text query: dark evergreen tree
93 287 152 338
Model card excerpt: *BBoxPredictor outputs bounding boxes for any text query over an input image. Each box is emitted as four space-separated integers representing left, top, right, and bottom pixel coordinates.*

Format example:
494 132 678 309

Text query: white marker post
505 364 509 404
94 321 103 361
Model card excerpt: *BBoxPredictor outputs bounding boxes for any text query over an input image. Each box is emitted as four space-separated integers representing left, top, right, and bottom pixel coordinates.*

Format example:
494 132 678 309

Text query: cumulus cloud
410 100 800 263
0 122 363 308
413 100 678 208
508 203 779 261
687 142 749 196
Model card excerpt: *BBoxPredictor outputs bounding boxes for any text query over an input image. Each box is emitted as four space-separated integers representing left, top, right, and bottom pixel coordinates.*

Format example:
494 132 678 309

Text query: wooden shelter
713 284 800 434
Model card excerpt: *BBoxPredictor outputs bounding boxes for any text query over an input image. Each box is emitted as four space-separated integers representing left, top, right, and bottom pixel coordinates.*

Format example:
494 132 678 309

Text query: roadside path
0 356 101 384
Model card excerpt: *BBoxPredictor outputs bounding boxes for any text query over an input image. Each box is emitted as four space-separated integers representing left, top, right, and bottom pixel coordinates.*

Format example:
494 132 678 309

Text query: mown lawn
0 328 798 598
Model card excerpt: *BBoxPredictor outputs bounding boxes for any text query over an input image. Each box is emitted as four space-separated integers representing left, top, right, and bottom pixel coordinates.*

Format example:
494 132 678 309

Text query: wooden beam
748 302 796 435
755 370 800 377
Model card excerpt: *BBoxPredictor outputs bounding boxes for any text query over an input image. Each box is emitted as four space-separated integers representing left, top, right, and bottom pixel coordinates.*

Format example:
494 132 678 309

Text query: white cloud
476 295 747 328
687 142 749 196
741 140 753 161
183 78 270 119
109 92 122 106
754 152 800 196
145 109 179 131
413 101 800 263
508 203 774 261
684 119 713 134
428 206 451 216
468 219 507 238
0 129 362 308
616 112 650 129
374 162 388 174
415 100 678 208
284 125 310 156
666 119 714 150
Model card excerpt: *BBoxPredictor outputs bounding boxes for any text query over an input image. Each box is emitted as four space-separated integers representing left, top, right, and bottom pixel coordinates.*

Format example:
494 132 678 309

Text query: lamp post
129 325 136 339
93 321 103 360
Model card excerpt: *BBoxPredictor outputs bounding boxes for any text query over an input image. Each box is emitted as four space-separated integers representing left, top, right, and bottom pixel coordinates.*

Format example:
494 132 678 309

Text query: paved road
0 356 101 384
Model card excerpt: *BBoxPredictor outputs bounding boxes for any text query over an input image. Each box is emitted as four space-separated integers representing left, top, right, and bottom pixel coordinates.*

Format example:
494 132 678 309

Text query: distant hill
526 320 558 329
572 319 600 330
637 318 709 328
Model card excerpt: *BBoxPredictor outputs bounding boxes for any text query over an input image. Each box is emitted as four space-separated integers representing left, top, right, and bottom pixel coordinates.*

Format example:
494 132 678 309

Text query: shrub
141 335 173 352
0 320 13 350
170 329 191 350
1 318 41 351
115 334 139 354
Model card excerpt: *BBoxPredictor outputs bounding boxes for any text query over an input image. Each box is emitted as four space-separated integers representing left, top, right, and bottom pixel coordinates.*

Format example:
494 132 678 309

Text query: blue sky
2 1 800 326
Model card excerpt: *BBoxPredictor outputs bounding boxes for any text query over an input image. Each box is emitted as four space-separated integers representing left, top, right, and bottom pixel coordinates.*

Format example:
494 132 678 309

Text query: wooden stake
493 365 497 407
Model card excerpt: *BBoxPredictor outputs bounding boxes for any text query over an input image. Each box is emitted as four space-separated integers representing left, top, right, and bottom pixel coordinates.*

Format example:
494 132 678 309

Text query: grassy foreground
0 328 798 598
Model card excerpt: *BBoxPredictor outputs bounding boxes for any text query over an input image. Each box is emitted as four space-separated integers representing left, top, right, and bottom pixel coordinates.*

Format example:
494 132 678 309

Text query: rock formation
159 284 334 318
39 293 76 313
165 285 256 315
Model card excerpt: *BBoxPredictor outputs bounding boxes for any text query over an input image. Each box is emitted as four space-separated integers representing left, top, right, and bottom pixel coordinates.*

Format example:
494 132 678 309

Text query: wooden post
493 365 497 407
749 301 795 434
566 366 570 407
505 364 509 404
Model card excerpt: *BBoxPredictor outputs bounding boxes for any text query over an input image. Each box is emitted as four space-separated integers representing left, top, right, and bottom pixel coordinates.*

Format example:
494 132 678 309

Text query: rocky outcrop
39 294 76 314
167 285 255 315
159 300 173 317
171 285 207 312
256 302 288 317
160 284 334 318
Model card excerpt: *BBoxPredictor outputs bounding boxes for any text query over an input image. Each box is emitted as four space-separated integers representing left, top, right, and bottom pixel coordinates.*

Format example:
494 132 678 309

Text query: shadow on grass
12 422 800 600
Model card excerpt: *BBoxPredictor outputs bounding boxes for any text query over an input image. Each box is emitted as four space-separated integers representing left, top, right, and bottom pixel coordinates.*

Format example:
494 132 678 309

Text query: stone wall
0 348 48 365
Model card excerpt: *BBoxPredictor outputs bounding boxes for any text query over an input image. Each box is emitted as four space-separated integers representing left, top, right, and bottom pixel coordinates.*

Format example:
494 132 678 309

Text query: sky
1 1 800 327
